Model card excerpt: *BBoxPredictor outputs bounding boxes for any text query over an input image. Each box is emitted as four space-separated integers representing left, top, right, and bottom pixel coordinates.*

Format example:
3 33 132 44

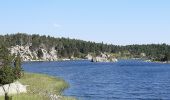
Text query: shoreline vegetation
0 73 76 100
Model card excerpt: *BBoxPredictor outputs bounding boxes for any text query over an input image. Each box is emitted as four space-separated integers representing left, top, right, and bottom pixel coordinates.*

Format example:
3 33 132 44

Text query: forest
0 33 170 61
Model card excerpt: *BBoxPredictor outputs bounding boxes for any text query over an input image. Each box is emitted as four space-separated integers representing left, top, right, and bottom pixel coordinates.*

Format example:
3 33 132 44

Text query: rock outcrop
91 53 118 62
85 54 93 60
38 47 58 61
9 45 58 61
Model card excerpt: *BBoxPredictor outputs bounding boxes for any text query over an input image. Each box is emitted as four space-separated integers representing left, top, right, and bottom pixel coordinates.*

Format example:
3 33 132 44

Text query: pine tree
0 45 15 100
13 54 23 79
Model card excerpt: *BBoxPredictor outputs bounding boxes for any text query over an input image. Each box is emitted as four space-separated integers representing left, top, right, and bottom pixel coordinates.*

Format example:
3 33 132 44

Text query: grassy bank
0 73 76 100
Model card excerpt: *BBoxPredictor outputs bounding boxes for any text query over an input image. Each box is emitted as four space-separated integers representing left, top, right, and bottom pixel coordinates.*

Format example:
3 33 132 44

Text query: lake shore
0 73 76 100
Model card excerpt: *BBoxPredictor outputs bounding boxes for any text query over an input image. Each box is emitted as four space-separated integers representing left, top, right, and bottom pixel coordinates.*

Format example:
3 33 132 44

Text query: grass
0 73 76 100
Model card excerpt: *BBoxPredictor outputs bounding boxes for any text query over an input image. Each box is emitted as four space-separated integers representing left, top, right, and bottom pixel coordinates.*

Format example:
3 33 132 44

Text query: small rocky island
86 53 118 62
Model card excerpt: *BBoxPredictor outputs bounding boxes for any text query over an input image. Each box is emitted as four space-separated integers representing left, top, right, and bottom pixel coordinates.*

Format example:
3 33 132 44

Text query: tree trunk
2 85 12 100
5 93 8 100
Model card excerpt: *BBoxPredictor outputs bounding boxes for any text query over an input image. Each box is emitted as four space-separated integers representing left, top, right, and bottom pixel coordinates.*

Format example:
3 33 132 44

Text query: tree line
0 33 170 61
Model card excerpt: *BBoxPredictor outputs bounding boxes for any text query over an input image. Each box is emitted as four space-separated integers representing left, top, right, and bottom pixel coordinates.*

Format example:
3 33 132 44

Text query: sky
0 0 170 45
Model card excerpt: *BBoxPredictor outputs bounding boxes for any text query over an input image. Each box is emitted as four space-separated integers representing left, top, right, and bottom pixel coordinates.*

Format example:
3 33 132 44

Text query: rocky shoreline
10 45 58 61
9 45 118 62
10 45 169 63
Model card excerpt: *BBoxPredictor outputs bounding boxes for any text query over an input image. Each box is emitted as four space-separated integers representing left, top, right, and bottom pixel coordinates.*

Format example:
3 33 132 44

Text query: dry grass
0 73 76 100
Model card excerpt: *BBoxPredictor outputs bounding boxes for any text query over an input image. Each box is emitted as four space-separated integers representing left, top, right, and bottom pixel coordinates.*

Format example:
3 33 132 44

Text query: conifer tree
0 45 15 100
13 54 23 79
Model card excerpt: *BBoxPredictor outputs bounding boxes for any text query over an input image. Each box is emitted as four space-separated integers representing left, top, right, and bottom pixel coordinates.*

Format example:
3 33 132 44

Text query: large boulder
0 81 27 96
85 54 93 60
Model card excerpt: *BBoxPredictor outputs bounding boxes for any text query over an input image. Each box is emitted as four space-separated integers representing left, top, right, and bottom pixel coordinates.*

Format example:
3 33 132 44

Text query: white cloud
53 24 61 28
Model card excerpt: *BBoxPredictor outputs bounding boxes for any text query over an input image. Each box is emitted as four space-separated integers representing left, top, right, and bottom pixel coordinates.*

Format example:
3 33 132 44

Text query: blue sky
0 0 170 45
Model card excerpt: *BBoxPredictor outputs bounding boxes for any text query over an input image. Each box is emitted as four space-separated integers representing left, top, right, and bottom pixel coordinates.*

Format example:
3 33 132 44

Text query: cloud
53 24 61 28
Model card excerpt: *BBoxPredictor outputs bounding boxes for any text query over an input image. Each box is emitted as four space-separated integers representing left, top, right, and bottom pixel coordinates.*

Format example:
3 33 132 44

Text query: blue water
23 60 170 100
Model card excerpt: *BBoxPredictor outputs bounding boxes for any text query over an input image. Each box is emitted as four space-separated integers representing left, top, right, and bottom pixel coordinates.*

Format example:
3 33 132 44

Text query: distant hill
0 33 170 61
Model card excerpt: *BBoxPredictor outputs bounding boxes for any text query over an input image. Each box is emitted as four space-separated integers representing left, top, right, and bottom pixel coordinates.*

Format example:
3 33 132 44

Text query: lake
23 60 170 100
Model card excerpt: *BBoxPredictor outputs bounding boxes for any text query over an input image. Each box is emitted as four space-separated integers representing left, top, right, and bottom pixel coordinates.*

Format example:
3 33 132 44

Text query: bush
0 65 15 85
